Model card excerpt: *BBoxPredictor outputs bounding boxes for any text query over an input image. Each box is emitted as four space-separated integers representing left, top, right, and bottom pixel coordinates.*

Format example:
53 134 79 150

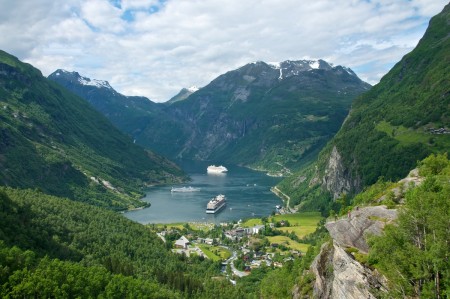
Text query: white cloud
0 0 447 101
80 0 125 33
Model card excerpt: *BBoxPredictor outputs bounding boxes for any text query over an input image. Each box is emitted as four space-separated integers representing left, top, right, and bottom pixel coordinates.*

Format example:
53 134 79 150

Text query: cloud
0 0 447 101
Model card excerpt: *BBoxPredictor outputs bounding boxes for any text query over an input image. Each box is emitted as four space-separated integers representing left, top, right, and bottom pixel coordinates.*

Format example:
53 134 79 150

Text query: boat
171 186 201 192
206 194 226 214
207 165 228 174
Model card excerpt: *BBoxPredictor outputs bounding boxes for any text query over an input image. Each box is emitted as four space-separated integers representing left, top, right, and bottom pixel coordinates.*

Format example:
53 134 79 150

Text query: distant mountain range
49 59 371 174
278 3 450 210
0 50 186 210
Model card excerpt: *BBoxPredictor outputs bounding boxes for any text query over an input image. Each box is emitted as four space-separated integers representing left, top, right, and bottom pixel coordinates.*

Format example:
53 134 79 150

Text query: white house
251 225 265 234
175 236 190 249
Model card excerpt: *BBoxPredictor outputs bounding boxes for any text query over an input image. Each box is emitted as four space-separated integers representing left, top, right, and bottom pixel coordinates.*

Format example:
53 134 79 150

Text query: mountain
48 69 164 135
166 86 200 104
48 69 189 159
278 3 450 209
0 50 186 210
50 60 371 174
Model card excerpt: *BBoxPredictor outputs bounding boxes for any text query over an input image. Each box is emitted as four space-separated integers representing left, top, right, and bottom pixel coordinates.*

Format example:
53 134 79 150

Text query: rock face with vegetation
325 205 397 253
279 4 450 208
0 50 186 210
50 60 370 174
311 241 387 299
310 153 450 298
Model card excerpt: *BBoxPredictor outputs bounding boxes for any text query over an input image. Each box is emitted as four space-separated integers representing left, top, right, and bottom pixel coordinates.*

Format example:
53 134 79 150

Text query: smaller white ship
206 194 226 214
207 165 228 174
171 186 201 192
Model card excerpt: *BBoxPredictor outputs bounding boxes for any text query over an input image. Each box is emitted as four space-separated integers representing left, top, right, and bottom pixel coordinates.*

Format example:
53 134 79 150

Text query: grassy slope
0 50 186 210
0 187 241 298
277 4 450 209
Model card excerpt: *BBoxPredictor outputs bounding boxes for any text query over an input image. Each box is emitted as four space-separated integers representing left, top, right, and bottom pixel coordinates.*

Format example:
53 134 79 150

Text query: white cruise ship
170 186 201 192
206 194 226 214
207 165 228 174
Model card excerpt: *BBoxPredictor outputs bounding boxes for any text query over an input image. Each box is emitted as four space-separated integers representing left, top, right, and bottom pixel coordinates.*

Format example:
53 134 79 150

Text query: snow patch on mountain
268 62 281 69
309 60 320 69
188 86 199 92
78 77 112 89
342 66 355 75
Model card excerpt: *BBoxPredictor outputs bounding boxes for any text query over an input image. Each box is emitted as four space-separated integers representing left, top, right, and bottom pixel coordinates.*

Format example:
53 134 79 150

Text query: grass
241 218 263 227
153 222 214 231
266 236 310 252
276 226 318 237
198 245 231 261
270 212 322 228
154 223 185 230
241 211 322 235
376 121 450 150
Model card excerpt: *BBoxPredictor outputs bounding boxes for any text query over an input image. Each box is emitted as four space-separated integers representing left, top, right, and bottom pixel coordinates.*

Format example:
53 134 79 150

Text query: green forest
0 3 449 298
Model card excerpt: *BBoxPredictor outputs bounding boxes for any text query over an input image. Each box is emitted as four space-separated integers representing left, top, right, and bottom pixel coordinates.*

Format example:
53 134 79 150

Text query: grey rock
326 206 397 253
311 241 387 299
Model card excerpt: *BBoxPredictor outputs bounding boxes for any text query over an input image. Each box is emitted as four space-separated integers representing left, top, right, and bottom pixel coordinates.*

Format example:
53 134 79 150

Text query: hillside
48 69 189 159
0 50 186 210
0 187 241 298
279 4 450 209
308 154 449 298
50 60 371 174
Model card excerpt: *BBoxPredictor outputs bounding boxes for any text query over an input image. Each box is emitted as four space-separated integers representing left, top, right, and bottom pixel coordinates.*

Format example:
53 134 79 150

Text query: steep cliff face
311 240 387 299
322 146 362 199
325 206 397 253
310 206 395 298
278 4 449 207
309 167 425 298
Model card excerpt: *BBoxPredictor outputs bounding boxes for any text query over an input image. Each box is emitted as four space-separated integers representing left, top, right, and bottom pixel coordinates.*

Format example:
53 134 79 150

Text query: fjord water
124 160 283 224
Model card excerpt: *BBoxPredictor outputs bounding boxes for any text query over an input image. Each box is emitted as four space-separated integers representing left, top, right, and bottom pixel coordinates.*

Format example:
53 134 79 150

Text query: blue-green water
124 160 283 224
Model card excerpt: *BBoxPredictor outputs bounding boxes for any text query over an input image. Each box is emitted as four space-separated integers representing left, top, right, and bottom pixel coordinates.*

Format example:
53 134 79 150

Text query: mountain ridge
278 3 450 210
0 50 186 210
50 59 371 174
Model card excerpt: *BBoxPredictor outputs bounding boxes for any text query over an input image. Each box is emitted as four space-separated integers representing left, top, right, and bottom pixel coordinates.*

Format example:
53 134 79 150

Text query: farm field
198 245 231 261
266 236 310 252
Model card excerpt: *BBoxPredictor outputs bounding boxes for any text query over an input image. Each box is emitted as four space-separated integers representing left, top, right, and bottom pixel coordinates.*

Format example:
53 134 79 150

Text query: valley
0 2 449 298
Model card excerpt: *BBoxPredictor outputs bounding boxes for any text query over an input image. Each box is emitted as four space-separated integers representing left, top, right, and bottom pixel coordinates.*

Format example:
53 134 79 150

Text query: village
152 212 322 279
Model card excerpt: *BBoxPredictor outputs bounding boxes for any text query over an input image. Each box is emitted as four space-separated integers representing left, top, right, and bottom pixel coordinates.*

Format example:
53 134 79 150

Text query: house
204 238 214 245
225 228 247 241
175 236 190 249
251 225 265 234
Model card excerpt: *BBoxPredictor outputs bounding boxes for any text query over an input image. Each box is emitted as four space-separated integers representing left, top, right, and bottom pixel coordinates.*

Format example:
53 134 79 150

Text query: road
223 250 249 277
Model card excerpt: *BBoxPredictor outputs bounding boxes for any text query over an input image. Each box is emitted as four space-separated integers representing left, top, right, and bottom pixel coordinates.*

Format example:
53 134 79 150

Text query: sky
0 0 447 102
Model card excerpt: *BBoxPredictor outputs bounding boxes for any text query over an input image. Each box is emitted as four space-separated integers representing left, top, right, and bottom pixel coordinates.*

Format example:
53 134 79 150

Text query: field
376 120 450 151
266 236 310 252
270 211 322 228
241 218 263 227
242 212 322 253
276 225 318 237
153 222 214 231
198 245 231 261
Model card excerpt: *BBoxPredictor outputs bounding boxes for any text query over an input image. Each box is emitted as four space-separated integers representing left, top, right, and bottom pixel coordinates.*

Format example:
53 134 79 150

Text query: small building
175 236 190 249
251 225 265 234
204 238 214 245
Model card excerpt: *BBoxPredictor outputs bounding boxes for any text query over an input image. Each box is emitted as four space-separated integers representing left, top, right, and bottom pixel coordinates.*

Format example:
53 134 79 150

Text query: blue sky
0 0 447 102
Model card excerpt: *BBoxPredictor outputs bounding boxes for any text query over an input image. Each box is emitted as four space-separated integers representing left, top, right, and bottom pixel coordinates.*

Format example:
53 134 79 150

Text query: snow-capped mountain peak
77 76 112 89
187 86 199 92
51 69 112 90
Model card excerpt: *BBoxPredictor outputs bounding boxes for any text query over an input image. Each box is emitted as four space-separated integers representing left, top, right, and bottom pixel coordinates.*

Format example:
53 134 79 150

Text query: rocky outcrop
322 146 361 199
311 241 387 299
311 205 396 298
325 206 397 253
